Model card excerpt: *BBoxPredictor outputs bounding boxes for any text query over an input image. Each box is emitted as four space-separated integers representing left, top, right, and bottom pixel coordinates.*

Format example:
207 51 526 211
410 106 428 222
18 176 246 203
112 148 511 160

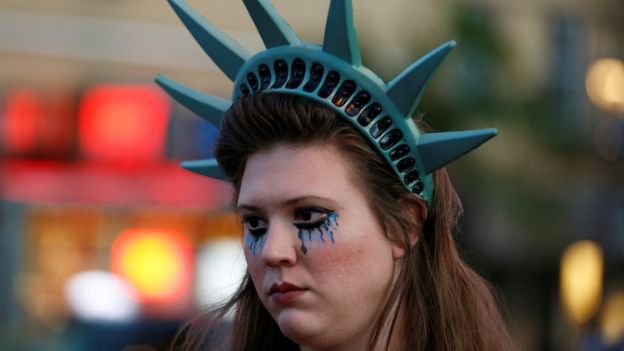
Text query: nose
260 220 298 267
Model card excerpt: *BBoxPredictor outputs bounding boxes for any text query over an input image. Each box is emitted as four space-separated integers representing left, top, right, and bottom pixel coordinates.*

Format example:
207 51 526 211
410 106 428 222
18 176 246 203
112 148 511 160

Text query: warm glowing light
600 291 624 345
586 58 624 113
560 240 604 324
1 89 44 154
111 228 192 302
78 85 170 164
1 89 75 158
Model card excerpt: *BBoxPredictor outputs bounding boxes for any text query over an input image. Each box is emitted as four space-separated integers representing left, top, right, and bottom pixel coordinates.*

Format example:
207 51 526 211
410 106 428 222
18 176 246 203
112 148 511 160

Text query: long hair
171 93 513 351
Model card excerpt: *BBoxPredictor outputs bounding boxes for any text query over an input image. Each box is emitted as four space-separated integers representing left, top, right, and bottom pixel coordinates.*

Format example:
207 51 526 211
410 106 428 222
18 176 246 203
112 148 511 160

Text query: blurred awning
0 159 233 208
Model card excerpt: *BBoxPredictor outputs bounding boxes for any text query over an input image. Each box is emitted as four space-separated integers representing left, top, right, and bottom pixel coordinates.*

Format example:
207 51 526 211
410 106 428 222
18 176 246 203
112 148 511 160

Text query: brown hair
172 93 513 351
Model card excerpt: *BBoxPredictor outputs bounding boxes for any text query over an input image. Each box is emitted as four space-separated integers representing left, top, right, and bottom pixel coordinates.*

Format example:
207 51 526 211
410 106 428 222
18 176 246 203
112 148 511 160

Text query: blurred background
0 0 622 350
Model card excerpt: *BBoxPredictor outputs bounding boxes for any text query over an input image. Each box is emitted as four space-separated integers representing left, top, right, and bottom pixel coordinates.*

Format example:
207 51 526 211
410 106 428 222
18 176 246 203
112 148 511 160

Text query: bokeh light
64 270 139 323
78 85 170 164
586 58 624 114
111 228 193 303
600 291 624 345
1 89 43 154
560 240 604 324
195 238 247 310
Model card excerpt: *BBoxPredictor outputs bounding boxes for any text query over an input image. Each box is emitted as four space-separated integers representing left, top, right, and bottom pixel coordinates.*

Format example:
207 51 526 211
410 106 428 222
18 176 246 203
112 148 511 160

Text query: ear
391 195 428 259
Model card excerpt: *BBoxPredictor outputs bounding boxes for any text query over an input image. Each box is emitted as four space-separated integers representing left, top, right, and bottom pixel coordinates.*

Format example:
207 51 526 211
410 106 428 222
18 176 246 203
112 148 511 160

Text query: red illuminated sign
1 89 75 158
78 85 170 164
2 89 44 155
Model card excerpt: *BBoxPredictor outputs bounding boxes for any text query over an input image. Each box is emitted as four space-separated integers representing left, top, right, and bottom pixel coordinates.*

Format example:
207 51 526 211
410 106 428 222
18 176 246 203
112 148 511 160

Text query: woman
159 0 513 350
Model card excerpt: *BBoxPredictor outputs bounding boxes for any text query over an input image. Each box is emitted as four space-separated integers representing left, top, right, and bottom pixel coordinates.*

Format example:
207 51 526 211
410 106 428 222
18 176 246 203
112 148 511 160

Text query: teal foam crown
156 0 497 206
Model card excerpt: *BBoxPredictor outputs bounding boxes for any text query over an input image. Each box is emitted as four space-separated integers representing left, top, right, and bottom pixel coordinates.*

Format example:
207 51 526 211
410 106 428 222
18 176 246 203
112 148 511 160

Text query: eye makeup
294 208 339 255
242 214 268 256
240 207 340 256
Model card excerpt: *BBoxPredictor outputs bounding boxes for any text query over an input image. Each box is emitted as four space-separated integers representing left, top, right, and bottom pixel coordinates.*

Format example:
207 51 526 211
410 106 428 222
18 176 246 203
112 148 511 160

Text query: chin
274 309 324 346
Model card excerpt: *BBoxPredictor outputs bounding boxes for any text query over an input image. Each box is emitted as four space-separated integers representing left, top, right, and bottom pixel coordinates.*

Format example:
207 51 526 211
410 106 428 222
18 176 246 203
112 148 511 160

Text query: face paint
241 215 268 256
295 212 339 255
241 209 339 256
244 229 267 256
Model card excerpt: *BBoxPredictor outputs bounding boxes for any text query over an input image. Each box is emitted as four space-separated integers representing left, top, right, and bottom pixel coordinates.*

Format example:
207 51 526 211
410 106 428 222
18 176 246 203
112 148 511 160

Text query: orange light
78 85 170 164
111 228 192 303
601 291 624 345
560 240 604 324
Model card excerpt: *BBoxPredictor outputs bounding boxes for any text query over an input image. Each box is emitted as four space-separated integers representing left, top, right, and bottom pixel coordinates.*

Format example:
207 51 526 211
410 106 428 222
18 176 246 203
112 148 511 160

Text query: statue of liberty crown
156 0 497 206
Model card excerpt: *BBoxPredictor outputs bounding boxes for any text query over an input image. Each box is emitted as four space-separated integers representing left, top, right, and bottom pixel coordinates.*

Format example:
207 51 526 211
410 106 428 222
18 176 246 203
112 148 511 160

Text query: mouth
268 282 308 303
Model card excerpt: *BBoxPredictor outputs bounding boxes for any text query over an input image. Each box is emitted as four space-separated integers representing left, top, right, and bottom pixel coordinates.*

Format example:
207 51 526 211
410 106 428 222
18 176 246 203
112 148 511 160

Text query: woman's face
237 143 402 349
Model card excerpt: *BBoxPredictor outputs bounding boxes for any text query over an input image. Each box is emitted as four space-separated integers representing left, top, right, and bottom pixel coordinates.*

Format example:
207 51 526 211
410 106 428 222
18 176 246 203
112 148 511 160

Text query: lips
268 282 307 303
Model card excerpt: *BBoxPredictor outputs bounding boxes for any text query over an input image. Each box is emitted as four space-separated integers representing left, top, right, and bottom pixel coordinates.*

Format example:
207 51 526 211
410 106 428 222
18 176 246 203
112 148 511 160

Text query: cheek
309 218 395 296
244 249 265 286
307 225 394 284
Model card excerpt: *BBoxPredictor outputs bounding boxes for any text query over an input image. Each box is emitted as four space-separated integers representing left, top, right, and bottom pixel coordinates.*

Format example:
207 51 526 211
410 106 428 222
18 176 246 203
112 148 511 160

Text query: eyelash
241 207 333 237
294 207 331 230
241 215 267 238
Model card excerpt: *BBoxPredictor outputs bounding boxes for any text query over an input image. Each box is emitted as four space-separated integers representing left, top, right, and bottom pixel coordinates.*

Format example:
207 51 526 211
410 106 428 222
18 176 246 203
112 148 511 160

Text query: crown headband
156 0 497 206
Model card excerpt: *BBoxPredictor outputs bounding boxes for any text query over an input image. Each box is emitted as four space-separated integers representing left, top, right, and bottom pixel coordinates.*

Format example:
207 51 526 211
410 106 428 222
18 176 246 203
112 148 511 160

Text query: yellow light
112 228 192 302
586 58 624 113
600 291 624 345
560 240 604 324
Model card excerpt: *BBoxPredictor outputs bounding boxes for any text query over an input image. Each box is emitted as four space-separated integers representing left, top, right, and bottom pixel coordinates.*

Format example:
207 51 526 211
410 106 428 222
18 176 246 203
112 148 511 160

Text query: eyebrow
236 196 335 212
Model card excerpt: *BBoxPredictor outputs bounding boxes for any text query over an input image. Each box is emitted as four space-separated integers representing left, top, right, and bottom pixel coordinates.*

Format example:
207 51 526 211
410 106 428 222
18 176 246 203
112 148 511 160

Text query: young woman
158 0 514 350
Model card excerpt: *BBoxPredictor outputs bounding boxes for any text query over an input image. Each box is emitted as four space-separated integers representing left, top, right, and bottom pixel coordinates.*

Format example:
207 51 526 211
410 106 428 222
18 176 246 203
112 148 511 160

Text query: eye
241 214 268 237
294 207 332 230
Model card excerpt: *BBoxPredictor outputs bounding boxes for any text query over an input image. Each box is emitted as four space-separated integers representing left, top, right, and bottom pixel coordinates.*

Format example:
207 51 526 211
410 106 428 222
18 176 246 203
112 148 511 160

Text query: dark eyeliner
294 220 326 230
248 227 267 237
294 207 333 230
241 214 268 237
296 206 332 216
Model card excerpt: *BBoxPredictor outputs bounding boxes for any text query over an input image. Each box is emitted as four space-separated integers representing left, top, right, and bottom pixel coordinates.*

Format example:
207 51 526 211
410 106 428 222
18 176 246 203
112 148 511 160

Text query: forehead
237 143 361 208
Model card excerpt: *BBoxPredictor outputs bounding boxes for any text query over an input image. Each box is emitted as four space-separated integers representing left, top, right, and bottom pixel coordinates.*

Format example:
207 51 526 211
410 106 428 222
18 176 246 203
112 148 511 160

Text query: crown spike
243 0 301 48
322 0 362 66
181 158 228 180
386 41 456 117
168 0 251 81
416 128 497 174
155 74 230 127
